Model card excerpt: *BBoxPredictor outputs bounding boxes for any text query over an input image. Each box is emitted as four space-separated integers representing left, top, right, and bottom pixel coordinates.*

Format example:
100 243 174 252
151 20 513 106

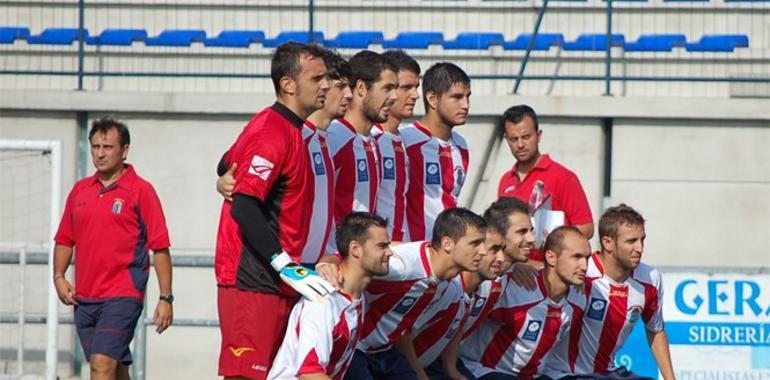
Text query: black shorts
74 298 143 365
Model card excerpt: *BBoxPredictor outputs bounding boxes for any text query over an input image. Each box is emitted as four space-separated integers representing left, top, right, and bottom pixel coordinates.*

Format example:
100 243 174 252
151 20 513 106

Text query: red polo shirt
54 164 170 301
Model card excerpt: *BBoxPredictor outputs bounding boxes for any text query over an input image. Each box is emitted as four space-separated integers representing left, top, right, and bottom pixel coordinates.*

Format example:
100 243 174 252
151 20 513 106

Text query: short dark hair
381 49 421 76
89 116 130 146
503 104 540 132
335 212 388 259
544 225 584 255
348 50 397 89
422 62 470 109
483 197 530 236
599 203 646 244
321 48 352 83
431 207 487 248
270 42 326 95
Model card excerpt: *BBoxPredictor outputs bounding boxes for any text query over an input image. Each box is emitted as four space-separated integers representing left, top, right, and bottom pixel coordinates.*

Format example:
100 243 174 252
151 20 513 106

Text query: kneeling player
268 213 393 380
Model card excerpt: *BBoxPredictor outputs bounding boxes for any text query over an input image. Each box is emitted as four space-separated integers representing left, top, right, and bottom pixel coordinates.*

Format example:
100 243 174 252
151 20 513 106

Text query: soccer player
344 208 488 380
461 226 591 379
401 62 471 241
268 212 393 380
543 204 675 380
53 118 173 380
373 49 421 241
214 42 335 380
328 50 398 223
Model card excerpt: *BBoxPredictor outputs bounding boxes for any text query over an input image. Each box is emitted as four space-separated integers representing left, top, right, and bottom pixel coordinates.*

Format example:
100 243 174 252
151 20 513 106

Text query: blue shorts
562 367 654 380
425 358 477 380
74 298 143 365
344 348 417 380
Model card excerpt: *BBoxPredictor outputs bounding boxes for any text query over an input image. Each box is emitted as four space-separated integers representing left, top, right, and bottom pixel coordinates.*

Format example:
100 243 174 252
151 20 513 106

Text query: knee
90 353 118 375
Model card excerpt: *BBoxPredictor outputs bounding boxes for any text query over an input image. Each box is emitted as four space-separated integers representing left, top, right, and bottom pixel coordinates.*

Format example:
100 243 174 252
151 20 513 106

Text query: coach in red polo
498 104 594 262
53 117 173 380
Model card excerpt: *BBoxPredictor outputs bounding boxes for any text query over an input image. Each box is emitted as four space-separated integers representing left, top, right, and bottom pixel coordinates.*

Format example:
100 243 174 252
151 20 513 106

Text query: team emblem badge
587 298 608 321
394 296 416 314
522 320 542 341
383 157 395 180
112 198 124 214
425 162 440 185
454 165 465 187
356 159 369 182
628 306 643 323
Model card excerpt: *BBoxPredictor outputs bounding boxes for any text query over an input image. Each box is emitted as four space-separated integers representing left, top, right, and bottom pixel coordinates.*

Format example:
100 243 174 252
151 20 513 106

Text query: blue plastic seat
443 32 505 50
263 31 324 47
87 29 147 46
0 27 30 44
203 30 265 48
325 31 383 48
685 34 749 52
503 33 564 51
563 33 625 51
624 34 686 52
382 32 444 49
145 29 206 47
27 28 87 45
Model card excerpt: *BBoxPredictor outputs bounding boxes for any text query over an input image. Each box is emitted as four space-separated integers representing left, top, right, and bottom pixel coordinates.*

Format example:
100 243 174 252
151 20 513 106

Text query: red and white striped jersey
462 274 511 339
358 241 448 353
299 121 336 264
412 275 466 366
268 291 364 380
400 121 469 241
461 271 575 379
543 254 665 377
328 119 381 224
372 125 409 241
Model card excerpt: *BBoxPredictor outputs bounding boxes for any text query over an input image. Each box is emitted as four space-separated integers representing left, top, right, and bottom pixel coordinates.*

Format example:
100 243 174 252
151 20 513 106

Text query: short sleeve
642 272 665 333
295 299 335 376
53 185 79 247
138 183 171 251
558 172 593 226
233 124 289 202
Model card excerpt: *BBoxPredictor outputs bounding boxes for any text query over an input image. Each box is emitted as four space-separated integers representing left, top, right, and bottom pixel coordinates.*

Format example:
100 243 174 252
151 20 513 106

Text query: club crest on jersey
356 159 369 182
425 162 440 185
112 198 124 214
454 166 465 188
248 154 274 180
587 298 608 321
383 157 395 180
522 320 542 341
312 152 325 175
471 297 487 316
393 296 417 314
445 318 462 339
628 306 643 324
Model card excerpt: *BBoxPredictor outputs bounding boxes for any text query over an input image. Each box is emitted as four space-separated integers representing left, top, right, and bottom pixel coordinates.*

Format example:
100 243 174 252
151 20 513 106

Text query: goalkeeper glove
270 251 335 302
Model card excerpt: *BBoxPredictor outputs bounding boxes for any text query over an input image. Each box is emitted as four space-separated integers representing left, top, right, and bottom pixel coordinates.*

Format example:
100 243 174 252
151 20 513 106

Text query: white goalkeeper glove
270 251 335 302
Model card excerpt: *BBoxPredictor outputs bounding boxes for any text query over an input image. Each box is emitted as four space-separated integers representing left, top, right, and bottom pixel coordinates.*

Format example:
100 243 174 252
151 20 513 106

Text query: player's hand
153 300 173 334
54 277 78 306
510 263 538 290
271 252 335 302
444 367 469 380
216 163 237 201
416 369 431 380
315 255 343 291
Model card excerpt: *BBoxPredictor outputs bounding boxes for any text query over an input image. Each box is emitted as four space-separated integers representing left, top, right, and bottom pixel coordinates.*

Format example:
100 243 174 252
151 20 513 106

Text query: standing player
461 226 591 379
268 212 393 380
214 42 335 380
344 208 488 380
544 204 675 380
401 62 471 241
328 50 398 223
53 118 173 380
373 49 421 241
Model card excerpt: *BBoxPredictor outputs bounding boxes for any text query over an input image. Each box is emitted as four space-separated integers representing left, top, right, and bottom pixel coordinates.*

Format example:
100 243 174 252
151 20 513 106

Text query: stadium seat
87 29 147 46
381 32 444 49
443 32 505 50
563 33 625 51
27 28 87 45
503 33 564 51
325 31 384 48
624 34 686 52
263 31 324 47
0 27 30 44
203 30 265 47
685 34 749 52
145 29 206 47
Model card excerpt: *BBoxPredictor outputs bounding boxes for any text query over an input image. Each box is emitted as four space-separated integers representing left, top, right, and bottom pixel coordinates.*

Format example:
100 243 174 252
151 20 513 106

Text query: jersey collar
511 154 553 178
271 102 305 129
90 163 137 191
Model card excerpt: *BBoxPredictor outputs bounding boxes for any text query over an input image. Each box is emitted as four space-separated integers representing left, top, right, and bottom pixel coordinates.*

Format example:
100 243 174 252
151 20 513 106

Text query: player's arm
153 248 173 334
647 329 675 380
299 374 332 380
394 334 430 380
439 330 468 380
216 150 236 201
53 244 77 305
574 222 594 240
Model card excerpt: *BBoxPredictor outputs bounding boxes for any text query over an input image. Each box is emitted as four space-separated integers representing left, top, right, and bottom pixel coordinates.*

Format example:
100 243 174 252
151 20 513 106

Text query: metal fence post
605 0 613 96
77 0 85 90
133 303 148 380
308 0 316 43
513 0 550 94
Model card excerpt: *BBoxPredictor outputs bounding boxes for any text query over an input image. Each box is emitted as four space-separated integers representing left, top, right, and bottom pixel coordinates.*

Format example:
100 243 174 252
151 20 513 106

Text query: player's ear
600 235 614 253
279 75 296 96
440 235 455 254
355 79 367 98
545 249 558 267
120 144 130 161
348 241 363 259
425 90 438 111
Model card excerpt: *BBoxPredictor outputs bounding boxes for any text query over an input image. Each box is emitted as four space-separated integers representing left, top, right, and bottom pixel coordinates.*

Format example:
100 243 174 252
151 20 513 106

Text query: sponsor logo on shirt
312 152 325 175
229 346 255 357
522 320 543 341
471 297 487 316
425 162 440 185
610 289 629 298
383 157 395 180
587 297 608 321
503 185 516 194
357 159 369 182
112 198 124 214
393 296 417 314
248 155 275 181
548 309 562 318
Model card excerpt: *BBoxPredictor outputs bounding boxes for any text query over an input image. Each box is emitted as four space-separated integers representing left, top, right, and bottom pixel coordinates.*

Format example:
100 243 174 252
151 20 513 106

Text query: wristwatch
159 294 175 304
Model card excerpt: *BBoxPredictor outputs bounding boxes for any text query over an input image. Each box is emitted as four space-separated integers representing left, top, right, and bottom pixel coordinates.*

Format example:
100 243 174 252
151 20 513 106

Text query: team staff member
214 42 334 380
53 118 173 380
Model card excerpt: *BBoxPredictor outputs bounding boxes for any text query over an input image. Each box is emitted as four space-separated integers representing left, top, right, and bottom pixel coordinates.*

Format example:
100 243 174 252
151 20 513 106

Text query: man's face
295 54 330 114
389 70 420 120
323 78 353 120
450 226 487 272
433 82 470 127
503 212 535 263
478 230 505 280
360 226 393 276
362 69 398 123
504 116 541 165
605 223 646 271
552 232 591 286
90 128 128 175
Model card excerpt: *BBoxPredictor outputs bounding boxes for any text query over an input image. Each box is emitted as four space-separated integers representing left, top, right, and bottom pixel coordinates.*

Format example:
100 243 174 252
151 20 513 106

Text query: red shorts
217 286 296 379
